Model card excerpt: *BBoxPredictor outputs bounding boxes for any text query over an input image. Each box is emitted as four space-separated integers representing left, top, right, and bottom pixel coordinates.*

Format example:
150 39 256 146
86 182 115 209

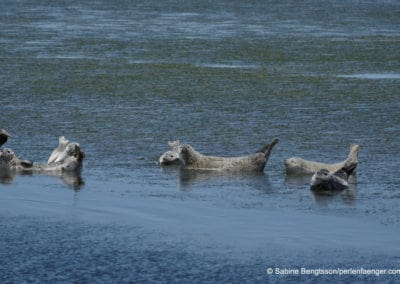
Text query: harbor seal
0 129 11 147
284 144 359 175
0 148 33 172
310 160 357 192
0 141 85 173
158 150 182 166
173 138 279 172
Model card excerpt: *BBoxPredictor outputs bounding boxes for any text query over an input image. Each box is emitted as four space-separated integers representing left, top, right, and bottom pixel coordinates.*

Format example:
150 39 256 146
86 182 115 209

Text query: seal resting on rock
310 160 357 192
171 138 279 172
284 144 359 175
159 151 182 166
0 129 11 147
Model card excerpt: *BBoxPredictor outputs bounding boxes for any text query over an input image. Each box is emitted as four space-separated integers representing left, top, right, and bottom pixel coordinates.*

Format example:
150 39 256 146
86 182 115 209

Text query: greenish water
1 0 400 283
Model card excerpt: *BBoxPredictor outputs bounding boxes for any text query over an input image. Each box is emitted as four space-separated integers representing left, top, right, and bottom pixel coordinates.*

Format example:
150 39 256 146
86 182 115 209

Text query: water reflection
284 174 311 188
311 186 357 206
178 168 271 192
285 174 357 206
0 170 84 190
0 170 15 185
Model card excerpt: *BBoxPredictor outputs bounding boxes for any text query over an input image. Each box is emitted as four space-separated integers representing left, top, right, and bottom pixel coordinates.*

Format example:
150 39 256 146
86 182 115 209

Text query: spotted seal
0 129 11 147
158 150 182 166
310 160 357 192
172 138 279 172
284 144 359 175
0 148 33 172
0 140 85 173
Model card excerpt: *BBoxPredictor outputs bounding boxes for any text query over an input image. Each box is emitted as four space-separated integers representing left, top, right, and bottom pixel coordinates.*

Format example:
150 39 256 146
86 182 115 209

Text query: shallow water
1 0 400 283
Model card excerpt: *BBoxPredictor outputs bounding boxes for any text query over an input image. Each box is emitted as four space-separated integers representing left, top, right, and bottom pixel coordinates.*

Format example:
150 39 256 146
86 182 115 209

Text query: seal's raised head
0 148 33 171
159 151 181 166
177 144 201 166
0 148 16 167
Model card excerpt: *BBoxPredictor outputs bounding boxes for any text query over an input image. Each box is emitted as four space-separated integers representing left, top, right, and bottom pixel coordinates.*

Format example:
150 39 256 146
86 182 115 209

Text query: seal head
0 148 33 171
159 151 182 166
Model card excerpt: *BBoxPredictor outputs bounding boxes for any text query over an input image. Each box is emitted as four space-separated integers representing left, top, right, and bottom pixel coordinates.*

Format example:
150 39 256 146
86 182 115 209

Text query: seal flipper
344 144 359 175
335 160 357 180
255 138 279 155
168 140 180 152
20 160 33 169
347 144 359 161
260 138 279 159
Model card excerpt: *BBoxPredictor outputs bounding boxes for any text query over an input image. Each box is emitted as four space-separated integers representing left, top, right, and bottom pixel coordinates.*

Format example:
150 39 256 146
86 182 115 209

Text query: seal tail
344 144 359 175
257 138 279 159
168 140 180 152
347 144 359 162
339 160 357 178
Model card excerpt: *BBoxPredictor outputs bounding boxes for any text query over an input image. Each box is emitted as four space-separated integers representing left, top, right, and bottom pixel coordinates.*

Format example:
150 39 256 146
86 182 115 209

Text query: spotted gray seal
158 150 182 166
172 138 279 172
0 148 33 172
310 160 357 192
284 144 359 175
0 129 11 147
0 141 85 173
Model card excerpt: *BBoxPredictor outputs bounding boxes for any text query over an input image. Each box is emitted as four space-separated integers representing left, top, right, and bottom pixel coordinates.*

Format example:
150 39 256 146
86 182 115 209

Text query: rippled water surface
1 0 400 283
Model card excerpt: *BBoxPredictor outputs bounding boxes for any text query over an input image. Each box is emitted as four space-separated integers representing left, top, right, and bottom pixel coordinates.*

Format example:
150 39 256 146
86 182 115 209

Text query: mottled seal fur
0 148 33 172
0 129 11 147
0 139 85 173
172 138 279 172
310 161 357 192
159 151 182 166
284 144 359 175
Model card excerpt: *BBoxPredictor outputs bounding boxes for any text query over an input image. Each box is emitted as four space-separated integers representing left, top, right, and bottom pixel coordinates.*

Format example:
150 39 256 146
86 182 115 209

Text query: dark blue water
1 0 400 283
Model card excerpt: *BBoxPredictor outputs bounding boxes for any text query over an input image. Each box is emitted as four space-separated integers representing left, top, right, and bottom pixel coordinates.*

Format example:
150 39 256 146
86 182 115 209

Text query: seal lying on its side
172 138 279 172
284 144 359 175
159 151 182 166
310 160 357 192
0 148 33 172
0 142 85 173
